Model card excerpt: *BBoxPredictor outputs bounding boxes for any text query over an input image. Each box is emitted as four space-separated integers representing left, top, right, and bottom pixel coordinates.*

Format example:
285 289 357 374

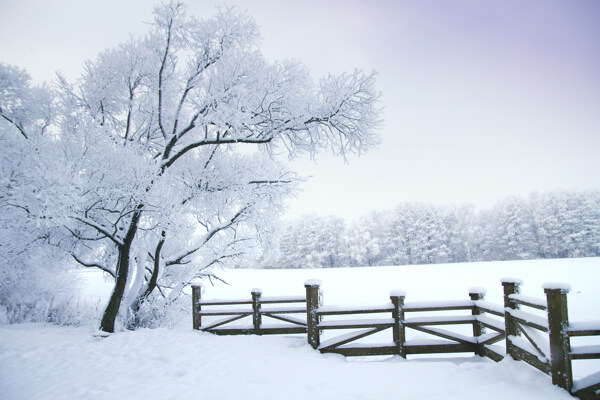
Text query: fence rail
193 279 600 399
192 286 307 335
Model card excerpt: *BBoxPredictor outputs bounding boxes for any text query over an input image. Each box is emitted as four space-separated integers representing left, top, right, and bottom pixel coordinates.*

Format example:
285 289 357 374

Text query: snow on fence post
502 278 522 358
390 290 406 358
544 284 573 393
469 288 486 357
305 280 321 350
192 283 203 330
251 289 262 334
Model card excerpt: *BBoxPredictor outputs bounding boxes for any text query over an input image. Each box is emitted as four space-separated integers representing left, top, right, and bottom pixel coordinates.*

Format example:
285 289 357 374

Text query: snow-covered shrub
0 253 98 325
125 296 189 329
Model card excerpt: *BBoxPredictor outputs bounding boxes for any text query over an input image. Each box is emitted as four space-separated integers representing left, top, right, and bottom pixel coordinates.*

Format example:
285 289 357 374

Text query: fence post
502 279 522 358
251 289 262 334
192 283 202 330
305 280 321 349
544 284 573 393
390 290 406 358
469 287 486 356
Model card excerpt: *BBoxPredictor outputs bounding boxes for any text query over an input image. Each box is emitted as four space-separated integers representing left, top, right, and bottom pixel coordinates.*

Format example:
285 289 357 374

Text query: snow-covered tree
0 63 81 322
347 211 385 266
442 204 476 263
488 197 537 260
528 191 600 259
1 3 381 331
381 202 449 265
252 191 599 269
274 214 348 269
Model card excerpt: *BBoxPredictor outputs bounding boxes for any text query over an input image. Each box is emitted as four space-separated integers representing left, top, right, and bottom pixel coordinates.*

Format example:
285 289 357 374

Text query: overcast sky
2 0 599 220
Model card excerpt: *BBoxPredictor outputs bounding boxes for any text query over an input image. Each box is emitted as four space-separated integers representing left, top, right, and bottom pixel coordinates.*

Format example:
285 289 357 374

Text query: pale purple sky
2 0 599 219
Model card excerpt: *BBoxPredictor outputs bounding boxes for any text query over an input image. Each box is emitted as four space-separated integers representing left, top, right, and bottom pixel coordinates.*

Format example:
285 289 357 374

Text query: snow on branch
164 206 249 267
73 217 124 246
70 254 116 278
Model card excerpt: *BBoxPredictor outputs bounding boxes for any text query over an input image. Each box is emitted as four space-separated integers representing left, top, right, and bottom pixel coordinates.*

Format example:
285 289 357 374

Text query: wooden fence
192 286 307 335
193 279 600 399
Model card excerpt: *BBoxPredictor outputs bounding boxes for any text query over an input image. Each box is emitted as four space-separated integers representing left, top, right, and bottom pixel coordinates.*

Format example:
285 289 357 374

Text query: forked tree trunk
127 232 165 328
99 207 142 333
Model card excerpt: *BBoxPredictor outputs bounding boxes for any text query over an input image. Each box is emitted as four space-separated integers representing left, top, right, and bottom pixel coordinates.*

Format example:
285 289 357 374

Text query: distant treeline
253 190 600 269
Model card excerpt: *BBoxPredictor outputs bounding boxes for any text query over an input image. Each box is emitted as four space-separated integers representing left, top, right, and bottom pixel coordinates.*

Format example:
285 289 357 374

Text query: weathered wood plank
317 305 393 316
197 309 253 316
259 296 306 304
208 328 255 335
573 373 600 400
318 318 394 330
260 306 306 314
470 290 485 356
318 326 388 351
569 329 600 337
207 326 307 335
508 343 550 374
201 314 249 331
320 345 397 357
509 294 548 311
256 327 307 335
477 315 505 333
506 309 549 332
502 280 521 359
390 293 406 358
404 300 474 313
404 342 476 354
515 323 549 360
262 313 307 326
479 332 505 346
404 315 475 326
483 345 505 362
198 299 253 306
570 344 600 360
305 281 321 349
192 284 202 330
570 353 600 360
568 321 600 338
408 325 477 345
474 300 505 317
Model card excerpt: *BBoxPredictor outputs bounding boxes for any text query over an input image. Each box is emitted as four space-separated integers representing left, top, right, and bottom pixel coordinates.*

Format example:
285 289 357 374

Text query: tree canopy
0 2 382 332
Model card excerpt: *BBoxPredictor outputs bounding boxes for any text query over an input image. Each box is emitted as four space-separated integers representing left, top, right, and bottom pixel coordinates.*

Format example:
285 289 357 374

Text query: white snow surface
542 282 573 291
2 257 599 400
389 289 407 297
0 324 574 400
468 286 487 295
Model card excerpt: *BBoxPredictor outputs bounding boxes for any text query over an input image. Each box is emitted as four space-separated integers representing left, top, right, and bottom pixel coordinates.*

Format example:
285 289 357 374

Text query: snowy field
1 258 599 400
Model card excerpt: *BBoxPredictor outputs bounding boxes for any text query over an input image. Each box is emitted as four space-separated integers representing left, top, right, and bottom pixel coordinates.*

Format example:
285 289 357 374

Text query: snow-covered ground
2 258 599 400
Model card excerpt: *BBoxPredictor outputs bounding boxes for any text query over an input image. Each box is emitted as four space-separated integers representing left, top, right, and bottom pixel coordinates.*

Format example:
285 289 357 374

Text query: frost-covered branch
165 206 249 266
2 2 381 332
0 110 28 139
70 254 116 278
160 137 272 173
73 217 124 246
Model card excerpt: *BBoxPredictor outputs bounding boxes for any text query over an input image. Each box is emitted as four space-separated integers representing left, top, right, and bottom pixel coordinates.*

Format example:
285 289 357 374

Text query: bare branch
74 217 124 246
160 137 272 174
0 111 28 139
71 254 116 278
157 14 174 140
165 206 248 266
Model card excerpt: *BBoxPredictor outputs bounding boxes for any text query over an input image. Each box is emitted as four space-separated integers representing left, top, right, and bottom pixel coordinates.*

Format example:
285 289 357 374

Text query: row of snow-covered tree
256 191 600 269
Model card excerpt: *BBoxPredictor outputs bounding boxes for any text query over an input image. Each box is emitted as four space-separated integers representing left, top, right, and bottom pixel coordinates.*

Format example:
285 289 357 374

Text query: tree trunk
127 232 165 328
99 207 142 333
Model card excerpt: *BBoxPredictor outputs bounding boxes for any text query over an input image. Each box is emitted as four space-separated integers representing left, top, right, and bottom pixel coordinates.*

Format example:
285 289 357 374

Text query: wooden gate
192 286 307 335
500 280 600 398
